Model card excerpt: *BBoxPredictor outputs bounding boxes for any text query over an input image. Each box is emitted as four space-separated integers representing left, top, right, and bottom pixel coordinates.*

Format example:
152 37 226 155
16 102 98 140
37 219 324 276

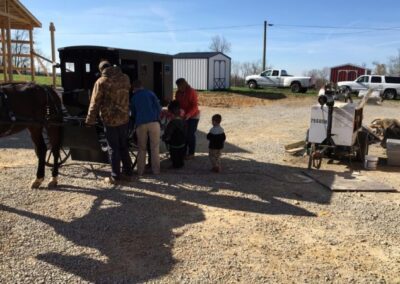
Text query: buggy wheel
42 128 71 167
45 147 71 167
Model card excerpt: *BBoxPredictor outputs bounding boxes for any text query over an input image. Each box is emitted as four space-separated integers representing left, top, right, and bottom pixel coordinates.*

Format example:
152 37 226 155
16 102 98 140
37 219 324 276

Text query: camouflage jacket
86 66 131 127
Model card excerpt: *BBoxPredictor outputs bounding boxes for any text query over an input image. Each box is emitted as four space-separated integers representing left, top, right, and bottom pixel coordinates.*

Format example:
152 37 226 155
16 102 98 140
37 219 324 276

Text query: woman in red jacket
175 78 200 159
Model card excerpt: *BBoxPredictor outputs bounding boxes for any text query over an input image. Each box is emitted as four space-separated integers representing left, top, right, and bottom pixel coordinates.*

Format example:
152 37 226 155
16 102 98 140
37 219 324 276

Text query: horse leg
46 126 61 188
28 126 46 189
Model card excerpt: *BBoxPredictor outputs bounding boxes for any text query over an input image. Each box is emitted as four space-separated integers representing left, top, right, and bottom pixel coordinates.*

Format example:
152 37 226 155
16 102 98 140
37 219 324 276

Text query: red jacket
175 86 200 119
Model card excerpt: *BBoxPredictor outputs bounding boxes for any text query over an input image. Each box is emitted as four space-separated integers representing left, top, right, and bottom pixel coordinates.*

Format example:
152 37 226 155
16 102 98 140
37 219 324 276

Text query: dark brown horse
0 83 62 188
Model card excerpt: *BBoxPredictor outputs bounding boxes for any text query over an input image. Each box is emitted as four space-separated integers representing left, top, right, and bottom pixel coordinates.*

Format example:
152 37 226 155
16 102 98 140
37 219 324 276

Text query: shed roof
0 0 41 29
330 63 371 71
175 52 231 60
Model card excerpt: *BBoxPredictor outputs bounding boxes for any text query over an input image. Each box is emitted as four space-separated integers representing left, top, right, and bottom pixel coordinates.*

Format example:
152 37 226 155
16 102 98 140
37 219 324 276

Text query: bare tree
304 67 330 89
209 35 231 54
372 61 387 75
387 49 400 76
11 30 30 72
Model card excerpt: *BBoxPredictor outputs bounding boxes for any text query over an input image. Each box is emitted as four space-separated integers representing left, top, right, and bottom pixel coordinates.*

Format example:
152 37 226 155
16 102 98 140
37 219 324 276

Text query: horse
0 83 62 188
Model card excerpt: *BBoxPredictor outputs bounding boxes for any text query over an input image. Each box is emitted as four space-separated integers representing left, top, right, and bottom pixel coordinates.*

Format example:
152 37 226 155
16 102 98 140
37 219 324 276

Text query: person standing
86 61 133 184
206 114 226 172
130 80 161 176
175 78 200 159
162 100 186 169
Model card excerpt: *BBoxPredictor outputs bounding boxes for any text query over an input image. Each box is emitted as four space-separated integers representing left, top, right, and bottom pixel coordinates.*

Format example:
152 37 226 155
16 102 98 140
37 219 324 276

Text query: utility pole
263 20 267 71
262 20 273 71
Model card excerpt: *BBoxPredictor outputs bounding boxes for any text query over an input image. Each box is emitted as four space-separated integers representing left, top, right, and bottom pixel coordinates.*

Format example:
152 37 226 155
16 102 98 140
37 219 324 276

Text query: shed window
371 76 382 83
66 62 75 73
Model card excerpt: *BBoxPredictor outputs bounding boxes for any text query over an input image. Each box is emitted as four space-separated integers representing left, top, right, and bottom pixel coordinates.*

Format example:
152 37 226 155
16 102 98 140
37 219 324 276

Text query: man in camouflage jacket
86 61 133 183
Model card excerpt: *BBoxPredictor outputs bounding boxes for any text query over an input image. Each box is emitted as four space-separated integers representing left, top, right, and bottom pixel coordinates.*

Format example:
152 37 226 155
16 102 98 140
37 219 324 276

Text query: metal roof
175 52 231 60
0 0 42 29
330 63 371 71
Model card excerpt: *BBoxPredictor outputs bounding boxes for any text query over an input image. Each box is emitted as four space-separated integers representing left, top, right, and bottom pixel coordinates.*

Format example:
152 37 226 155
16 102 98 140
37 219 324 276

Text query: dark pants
170 147 185 168
104 123 133 179
185 118 199 156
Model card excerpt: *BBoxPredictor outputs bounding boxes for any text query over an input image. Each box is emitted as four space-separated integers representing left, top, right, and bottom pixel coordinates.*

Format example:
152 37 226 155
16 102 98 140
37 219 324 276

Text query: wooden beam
36 56 49 76
29 28 34 81
0 11 32 25
5 0 13 81
10 39 34 44
50 22 56 88
1 27 7 81
0 53 31 58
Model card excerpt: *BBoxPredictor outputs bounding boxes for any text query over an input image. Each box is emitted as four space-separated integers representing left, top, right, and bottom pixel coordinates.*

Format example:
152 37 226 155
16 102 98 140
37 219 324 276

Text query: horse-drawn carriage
0 46 173 187
49 45 173 166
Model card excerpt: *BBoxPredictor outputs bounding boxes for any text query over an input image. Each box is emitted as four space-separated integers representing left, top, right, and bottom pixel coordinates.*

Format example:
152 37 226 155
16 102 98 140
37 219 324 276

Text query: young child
207 114 226 173
162 100 186 168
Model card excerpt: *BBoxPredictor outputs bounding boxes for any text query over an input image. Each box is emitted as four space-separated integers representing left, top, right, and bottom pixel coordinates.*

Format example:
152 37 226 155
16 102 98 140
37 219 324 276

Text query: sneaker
104 176 118 185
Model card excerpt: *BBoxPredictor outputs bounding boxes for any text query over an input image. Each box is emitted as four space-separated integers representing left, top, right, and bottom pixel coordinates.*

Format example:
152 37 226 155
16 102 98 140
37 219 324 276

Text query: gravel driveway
0 95 399 283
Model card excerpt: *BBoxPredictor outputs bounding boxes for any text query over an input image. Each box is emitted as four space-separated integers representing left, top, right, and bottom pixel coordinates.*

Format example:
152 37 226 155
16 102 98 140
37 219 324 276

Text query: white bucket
364 155 378 170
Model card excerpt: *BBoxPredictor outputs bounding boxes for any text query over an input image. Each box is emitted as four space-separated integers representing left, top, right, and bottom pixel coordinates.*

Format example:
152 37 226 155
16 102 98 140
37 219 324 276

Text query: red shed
330 64 371 84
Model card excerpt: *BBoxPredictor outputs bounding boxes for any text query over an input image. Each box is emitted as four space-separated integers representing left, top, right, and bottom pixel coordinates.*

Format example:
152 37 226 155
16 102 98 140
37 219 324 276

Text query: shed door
213 60 226 89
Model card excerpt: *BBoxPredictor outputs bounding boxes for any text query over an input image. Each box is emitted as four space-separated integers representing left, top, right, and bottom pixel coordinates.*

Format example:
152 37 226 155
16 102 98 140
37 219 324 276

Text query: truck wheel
291 82 301 93
300 87 308 93
383 89 396 100
248 80 258 89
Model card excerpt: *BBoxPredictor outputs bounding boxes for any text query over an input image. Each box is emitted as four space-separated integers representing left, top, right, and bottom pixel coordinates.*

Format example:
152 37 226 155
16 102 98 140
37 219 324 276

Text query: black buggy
46 46 173 167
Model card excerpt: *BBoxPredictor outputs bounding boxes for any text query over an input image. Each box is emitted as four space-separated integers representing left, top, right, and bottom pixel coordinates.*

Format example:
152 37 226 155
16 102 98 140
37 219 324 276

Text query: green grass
0 74 61 86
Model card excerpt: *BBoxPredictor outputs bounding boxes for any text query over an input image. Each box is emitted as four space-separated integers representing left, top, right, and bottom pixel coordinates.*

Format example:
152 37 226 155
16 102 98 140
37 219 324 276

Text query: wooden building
0 0 41 82
330 64 371 83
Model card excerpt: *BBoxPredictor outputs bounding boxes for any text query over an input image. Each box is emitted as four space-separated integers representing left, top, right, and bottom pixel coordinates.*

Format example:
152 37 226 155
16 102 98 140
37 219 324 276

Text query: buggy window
66 62 75 73
85 63 91 73
371 76 382 83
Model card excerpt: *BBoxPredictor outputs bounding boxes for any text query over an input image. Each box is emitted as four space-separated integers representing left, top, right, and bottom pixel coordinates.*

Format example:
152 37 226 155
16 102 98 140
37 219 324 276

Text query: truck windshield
281 70 288 76
261 70 272 76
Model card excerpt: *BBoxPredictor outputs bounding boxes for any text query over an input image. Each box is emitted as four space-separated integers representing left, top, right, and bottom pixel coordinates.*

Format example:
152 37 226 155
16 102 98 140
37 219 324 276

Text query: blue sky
26 0 400 74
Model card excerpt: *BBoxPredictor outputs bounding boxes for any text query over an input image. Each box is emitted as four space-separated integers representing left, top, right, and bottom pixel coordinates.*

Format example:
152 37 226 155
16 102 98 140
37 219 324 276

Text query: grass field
0 74 61 86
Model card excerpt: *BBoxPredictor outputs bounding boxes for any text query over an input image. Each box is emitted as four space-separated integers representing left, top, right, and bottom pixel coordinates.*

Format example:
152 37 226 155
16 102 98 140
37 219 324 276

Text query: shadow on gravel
0 156 334 282
0 188 205 283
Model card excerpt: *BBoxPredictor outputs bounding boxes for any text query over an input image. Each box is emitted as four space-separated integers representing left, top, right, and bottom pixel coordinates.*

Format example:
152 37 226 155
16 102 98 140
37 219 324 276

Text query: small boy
162 100 186 168
207 114 226 172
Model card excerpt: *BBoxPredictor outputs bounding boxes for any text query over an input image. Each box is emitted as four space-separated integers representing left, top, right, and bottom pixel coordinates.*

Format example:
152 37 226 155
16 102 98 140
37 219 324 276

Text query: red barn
330 64 371 84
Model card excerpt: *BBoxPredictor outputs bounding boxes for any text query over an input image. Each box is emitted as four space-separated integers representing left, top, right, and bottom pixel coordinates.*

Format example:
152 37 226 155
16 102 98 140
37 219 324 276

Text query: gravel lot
0 94 399 283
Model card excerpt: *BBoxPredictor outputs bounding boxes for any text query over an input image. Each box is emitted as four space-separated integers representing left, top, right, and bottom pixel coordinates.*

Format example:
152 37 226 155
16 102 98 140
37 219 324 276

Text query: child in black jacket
162 101 186 168
206 114 226 172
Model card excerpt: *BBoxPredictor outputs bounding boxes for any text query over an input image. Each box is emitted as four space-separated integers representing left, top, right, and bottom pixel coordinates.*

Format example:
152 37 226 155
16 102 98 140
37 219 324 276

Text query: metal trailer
307 89 379 169
45 46 173 167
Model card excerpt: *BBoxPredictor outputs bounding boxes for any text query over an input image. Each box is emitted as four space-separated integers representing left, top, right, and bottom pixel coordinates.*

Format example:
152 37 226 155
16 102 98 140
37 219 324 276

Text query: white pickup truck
337 75 400 100
245 69 312 93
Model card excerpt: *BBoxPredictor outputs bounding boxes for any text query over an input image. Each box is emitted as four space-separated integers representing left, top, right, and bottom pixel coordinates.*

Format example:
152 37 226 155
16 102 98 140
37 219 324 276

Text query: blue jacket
130 89 161 126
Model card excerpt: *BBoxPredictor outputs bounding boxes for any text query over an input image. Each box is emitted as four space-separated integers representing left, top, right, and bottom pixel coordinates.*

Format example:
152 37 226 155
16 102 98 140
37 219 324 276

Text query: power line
273 23 400 31
57 22 400 36
58 23 261 35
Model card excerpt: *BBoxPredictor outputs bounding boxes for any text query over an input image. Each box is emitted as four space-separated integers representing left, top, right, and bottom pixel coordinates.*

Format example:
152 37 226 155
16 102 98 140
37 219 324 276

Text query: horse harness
0 85 62 138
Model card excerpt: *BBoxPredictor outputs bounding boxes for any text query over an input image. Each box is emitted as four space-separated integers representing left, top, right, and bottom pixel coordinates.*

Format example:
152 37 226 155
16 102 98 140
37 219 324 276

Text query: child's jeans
209 149 222 168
